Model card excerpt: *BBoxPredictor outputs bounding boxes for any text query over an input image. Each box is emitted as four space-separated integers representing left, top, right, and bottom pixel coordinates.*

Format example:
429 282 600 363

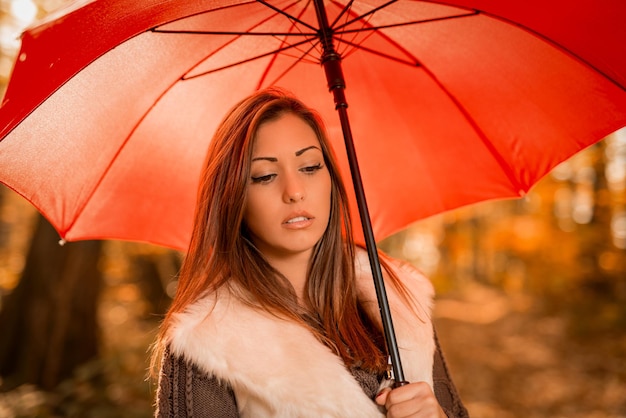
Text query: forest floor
435 282 626 418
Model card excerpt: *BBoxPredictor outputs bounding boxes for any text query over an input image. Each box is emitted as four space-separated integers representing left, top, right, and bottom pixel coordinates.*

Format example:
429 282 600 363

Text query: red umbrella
1 0 625 382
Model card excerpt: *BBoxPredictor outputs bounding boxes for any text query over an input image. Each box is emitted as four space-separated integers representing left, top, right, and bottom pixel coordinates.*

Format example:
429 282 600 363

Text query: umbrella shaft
337 105 407 387
312 0 407 386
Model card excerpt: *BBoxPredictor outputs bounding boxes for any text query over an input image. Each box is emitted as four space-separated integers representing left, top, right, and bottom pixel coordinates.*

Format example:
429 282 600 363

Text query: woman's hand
375 382 447 418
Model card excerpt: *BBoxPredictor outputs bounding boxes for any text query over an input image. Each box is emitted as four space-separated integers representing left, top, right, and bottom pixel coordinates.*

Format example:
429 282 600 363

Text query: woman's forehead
252 113 321 156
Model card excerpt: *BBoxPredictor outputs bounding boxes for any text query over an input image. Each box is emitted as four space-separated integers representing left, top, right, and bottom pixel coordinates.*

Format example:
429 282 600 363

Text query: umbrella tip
58 238 66 246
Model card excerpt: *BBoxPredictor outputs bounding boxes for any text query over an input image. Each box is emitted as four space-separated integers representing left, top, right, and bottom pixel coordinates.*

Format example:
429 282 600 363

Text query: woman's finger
376 382 445 418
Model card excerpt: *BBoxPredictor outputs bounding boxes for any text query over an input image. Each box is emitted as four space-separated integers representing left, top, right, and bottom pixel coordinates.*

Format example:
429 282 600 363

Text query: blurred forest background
0 1 625 417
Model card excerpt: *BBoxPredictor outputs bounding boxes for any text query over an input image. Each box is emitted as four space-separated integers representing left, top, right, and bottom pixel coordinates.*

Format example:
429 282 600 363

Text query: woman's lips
283 213 314 229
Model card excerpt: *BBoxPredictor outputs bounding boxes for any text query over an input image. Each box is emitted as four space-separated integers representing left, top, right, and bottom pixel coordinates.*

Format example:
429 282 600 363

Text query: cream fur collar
167 250 435 417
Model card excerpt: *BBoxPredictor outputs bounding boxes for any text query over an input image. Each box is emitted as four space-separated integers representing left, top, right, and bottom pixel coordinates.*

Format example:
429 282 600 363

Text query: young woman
153 88 469 417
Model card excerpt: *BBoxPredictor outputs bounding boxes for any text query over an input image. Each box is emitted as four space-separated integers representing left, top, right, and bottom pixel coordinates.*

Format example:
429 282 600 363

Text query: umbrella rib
157 0 320 81
327 0 384 57
258 41 321 88
332 0 399 31
256 0 319 32
182 39 316 80
326 2 476 74
338 38 420 67
475 10 626 91
329 0 355 29
153 0 316 37
153 28 316 37
67 86 178 236
334 11 479 34
419 64 526 192
329 0 376 59
330 3 431 68
256 1 323 88
257 0 319 88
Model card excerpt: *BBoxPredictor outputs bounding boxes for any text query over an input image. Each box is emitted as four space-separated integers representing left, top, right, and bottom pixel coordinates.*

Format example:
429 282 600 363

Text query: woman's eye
301 163 323 174
251 174 276 184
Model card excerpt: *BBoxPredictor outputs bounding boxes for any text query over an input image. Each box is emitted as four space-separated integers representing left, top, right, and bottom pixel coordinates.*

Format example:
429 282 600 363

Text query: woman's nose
282 174 305 203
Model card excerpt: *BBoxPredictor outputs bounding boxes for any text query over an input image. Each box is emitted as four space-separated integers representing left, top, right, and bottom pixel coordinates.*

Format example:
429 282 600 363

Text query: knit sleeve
155 347 239 418
432 329 470 418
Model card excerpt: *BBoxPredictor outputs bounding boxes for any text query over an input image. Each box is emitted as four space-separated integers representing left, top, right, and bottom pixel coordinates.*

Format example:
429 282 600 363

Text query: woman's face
243 112 332 262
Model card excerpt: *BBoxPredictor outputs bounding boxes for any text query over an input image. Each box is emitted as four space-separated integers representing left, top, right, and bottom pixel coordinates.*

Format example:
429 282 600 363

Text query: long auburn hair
153 87 388 373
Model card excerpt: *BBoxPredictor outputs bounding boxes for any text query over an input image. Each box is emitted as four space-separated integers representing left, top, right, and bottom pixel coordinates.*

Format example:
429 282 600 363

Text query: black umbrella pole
313 0 407 387
336 104 408 387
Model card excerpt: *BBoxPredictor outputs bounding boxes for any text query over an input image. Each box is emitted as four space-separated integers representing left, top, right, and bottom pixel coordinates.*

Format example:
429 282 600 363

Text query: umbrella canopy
0 0 625 250
1 0 625 385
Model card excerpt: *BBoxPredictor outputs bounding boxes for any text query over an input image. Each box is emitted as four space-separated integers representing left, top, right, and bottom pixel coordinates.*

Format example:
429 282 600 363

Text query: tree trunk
132 251 178 318
0 215 103 391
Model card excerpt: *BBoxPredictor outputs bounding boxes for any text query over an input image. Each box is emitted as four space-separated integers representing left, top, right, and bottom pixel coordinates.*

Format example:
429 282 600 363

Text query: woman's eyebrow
295 146 321 156
252 146 321 162
251 156 277 162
